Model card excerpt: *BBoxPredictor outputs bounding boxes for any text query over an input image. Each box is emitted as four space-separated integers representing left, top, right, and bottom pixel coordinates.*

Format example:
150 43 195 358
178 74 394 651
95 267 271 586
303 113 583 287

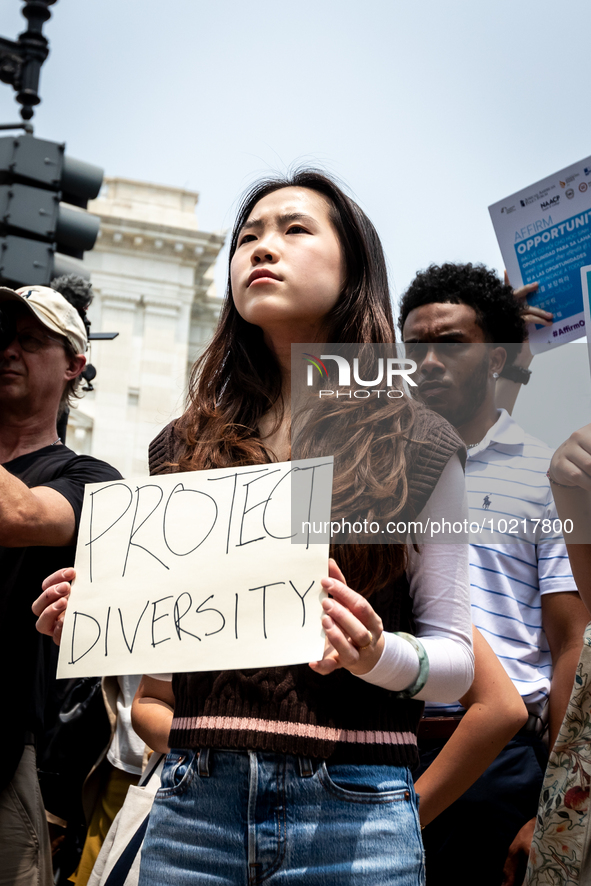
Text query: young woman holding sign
35 171 526 885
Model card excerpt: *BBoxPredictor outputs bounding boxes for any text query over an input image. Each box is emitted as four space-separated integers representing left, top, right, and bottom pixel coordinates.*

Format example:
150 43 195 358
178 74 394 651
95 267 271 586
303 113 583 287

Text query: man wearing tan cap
0 284 120 886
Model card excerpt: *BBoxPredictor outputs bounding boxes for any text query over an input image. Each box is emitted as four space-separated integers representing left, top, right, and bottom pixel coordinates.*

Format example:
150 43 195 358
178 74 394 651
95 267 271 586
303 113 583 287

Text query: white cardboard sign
57 457 333 679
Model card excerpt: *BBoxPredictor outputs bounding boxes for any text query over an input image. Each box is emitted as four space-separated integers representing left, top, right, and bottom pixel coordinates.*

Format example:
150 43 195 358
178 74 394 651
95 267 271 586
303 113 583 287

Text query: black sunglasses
0 309 65 353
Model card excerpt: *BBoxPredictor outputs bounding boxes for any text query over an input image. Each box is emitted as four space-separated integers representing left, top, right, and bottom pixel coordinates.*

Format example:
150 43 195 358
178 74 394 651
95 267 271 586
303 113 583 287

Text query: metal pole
16 1 58 120
0 1 58 125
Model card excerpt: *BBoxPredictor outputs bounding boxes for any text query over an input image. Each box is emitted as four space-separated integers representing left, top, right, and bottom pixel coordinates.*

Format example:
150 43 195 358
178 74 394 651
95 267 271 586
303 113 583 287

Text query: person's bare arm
548 425 591 584
495 339 534 416
561 539 591 611
543 591 588 749
0 465 76 546
496 279 552 416
545 430 591 726
415 626 527 827
131 675 175 755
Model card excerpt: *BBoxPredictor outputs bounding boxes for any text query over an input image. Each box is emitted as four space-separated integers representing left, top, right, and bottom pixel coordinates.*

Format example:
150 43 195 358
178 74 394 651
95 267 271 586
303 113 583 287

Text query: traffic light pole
0 1 117 439
0 4 103 289
0 0 58 128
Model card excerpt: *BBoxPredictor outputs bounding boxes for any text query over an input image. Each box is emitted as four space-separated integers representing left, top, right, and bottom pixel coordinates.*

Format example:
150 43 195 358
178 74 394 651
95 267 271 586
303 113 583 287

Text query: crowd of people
1 169 590 886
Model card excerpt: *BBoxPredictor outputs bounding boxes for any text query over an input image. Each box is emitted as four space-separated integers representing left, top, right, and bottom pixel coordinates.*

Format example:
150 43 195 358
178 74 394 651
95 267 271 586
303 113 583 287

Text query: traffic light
0 134 103 287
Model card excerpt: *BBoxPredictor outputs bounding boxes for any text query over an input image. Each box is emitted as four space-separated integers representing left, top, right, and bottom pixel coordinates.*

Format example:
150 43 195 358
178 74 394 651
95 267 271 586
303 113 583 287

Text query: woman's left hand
309 559 385 677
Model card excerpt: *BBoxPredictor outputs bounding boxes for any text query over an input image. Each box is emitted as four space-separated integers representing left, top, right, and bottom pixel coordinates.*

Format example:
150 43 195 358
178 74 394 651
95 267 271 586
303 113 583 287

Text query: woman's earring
493 372 499 379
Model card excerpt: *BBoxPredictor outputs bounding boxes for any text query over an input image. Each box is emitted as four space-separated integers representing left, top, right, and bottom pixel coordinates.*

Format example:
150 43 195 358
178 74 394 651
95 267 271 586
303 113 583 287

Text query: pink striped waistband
171 715 416 746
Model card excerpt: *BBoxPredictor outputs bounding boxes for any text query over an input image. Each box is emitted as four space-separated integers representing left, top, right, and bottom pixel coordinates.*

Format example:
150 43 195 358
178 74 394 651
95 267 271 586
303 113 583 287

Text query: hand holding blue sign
509 278 553 328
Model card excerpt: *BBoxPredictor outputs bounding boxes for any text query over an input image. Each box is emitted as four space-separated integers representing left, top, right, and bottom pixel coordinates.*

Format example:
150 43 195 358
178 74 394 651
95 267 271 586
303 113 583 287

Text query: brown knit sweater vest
149 408 465 767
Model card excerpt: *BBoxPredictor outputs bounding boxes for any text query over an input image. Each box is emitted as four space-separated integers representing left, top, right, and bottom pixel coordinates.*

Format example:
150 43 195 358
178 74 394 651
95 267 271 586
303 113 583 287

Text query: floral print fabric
525 622 591 886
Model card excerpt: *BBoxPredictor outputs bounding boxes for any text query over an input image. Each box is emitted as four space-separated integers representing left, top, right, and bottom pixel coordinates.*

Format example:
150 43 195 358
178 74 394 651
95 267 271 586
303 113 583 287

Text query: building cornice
94 215 224 264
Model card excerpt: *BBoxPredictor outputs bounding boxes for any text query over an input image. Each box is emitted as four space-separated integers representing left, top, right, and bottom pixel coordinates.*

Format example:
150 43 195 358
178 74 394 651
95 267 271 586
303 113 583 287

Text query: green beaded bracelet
394 632 429 698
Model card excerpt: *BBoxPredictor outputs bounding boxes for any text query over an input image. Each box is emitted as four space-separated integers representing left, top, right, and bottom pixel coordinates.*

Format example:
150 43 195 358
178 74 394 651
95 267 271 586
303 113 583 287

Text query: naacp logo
541 196 560 211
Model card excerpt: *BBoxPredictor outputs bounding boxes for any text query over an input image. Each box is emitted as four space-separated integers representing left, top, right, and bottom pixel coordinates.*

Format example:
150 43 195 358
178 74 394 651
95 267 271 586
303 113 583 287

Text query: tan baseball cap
0 284 87 353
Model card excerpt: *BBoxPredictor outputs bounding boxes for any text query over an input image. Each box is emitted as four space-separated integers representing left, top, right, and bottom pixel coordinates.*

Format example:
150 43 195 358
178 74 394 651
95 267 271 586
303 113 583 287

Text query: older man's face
402 302 494 428
0 307 72 416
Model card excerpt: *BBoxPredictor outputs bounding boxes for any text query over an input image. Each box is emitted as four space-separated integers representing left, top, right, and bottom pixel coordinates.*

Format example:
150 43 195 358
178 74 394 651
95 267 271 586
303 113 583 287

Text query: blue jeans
139 748 424 886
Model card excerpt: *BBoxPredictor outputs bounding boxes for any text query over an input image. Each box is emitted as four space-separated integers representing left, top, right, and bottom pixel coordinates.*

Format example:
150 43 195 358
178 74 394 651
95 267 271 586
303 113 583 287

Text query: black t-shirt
0 444 121 790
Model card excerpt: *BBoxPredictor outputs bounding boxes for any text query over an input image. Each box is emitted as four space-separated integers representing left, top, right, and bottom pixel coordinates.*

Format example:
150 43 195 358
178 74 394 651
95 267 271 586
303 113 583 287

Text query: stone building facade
67 177 225 476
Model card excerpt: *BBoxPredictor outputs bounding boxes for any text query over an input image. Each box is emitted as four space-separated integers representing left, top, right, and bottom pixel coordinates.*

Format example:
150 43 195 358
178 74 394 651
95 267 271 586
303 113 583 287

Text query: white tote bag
87 753 164 886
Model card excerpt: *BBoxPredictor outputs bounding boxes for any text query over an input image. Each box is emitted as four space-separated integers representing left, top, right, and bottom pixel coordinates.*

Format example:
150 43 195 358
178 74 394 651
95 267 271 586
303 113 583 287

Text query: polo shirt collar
466 408 525 457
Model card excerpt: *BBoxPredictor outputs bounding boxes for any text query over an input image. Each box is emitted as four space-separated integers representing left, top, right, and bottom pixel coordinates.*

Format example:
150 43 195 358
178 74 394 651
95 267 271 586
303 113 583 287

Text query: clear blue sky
2 0 590 314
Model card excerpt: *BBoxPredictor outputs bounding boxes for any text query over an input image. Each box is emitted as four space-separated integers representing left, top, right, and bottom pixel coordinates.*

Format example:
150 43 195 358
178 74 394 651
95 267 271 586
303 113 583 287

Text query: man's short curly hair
398 263 526 363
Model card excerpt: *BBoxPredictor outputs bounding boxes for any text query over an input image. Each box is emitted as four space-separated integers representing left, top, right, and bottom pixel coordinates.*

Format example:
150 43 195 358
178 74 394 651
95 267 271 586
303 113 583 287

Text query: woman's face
230 187 346 340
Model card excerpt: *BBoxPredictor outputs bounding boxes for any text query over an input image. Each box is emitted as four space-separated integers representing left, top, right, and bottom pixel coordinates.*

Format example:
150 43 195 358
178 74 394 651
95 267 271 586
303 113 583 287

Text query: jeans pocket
157 749 197 796
318 762 413 804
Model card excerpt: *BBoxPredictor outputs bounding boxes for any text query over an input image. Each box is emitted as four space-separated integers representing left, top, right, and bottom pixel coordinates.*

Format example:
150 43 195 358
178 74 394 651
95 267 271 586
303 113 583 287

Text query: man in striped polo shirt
399 262 588 886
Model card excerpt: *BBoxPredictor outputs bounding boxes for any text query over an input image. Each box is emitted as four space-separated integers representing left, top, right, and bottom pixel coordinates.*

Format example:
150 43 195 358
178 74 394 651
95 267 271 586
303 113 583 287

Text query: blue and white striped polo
426 408 576 717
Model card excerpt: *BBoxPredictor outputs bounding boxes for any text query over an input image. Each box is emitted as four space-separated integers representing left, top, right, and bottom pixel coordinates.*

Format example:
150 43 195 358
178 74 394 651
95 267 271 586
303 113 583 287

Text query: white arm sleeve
359 454 474 702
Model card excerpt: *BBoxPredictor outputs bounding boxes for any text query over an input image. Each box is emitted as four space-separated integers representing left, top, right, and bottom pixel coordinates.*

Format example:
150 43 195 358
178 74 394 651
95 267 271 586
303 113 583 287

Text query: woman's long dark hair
176 169 419 595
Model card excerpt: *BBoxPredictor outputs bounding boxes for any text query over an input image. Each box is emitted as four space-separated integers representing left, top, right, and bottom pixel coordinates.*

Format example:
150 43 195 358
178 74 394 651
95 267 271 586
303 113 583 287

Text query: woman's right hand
31 567 75 645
